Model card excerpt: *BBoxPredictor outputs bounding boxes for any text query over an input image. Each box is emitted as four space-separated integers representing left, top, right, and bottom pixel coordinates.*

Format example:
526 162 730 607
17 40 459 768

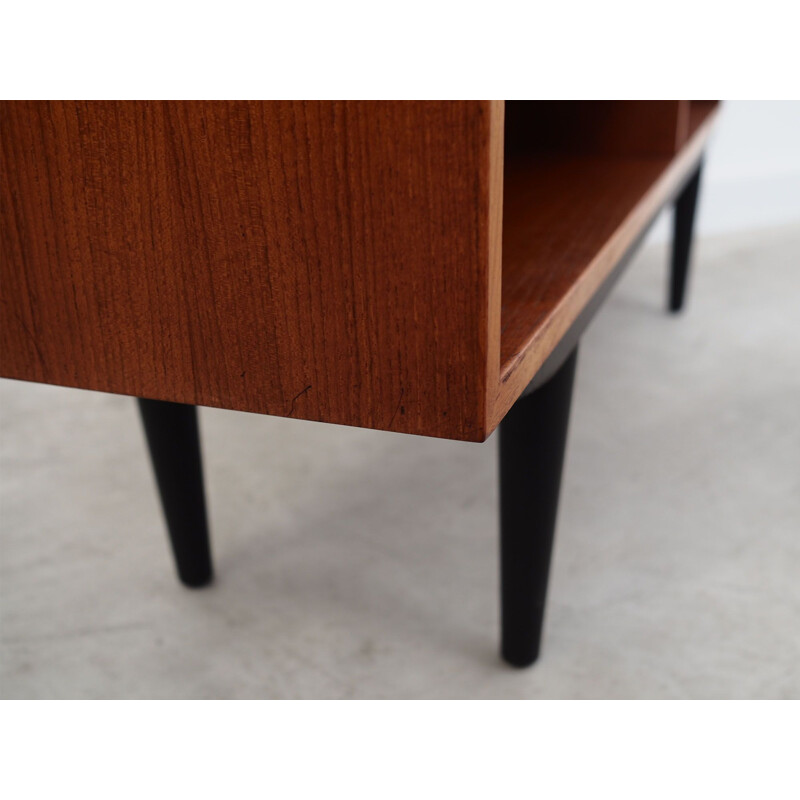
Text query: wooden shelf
501 154 667 371
1 101 720 441
689 100 718 137
490 101 719 427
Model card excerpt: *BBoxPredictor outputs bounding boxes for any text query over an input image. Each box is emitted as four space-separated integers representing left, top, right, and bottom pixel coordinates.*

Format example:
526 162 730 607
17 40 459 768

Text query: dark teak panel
504 100 689 157
0 101 500 440
492 101 718 425
1 101 718 441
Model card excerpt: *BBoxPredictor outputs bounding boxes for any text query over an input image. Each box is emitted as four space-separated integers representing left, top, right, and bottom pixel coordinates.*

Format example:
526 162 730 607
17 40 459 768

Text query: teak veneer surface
504 100 691 157
493 102 718 426
1 101 499 440
0 101 718 441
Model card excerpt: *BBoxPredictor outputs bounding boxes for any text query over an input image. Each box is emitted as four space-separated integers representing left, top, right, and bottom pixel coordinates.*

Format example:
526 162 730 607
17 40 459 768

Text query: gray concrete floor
1 225 799 699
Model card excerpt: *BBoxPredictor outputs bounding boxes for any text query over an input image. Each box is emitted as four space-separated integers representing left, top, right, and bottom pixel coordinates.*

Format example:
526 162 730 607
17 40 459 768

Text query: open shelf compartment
491 101 719 425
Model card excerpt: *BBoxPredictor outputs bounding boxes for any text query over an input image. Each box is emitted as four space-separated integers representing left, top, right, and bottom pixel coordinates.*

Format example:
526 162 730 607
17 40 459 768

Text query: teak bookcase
0 101 719 667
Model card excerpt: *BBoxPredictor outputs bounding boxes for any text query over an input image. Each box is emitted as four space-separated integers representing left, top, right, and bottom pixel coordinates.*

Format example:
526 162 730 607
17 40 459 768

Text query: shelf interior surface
500 154 666 371
499 102 718 382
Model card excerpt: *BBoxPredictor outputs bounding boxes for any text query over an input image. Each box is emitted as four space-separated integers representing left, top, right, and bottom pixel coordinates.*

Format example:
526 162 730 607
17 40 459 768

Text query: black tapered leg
137 399 213 588
669 161 703 312
499 347 578 667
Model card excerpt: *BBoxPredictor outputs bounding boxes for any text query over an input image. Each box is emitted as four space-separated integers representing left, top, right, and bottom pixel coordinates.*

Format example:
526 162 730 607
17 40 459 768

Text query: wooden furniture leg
498 347 579 667
137 399 213 588
669 161 704 312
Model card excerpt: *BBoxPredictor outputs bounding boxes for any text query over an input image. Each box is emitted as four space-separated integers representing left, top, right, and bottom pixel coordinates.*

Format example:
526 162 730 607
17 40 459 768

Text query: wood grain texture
505 101 689 158
490 102 719 428
1 101 720 442
1 101 500 440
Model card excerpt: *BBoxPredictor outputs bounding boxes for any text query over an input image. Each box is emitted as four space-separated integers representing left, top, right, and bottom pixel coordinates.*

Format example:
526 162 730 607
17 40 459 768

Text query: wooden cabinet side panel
0 101 494 440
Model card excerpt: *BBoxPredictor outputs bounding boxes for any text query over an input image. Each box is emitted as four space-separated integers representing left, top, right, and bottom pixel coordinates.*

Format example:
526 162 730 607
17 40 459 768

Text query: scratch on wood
2 299 46 370
287 384 312 416
388 387 405 428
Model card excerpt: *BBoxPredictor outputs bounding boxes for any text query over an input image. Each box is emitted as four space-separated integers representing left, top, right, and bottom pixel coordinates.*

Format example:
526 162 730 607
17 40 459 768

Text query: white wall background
649 101 800 241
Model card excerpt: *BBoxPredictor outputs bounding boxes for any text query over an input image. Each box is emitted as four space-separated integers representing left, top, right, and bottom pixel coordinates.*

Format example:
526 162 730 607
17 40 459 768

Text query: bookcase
0 101 719 666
